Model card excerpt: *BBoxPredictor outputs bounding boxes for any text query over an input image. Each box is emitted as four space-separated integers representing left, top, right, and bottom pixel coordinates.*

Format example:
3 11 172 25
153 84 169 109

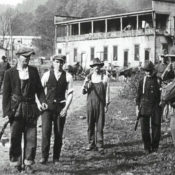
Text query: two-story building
54 0 175 69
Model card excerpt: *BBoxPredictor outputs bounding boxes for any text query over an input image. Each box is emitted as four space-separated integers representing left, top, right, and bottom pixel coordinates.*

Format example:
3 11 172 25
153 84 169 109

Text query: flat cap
52 55 66 62
16 47 35 57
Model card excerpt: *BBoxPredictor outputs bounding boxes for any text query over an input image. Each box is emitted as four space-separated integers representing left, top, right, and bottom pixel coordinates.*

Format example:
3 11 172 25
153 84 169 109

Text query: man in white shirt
40 55 73 164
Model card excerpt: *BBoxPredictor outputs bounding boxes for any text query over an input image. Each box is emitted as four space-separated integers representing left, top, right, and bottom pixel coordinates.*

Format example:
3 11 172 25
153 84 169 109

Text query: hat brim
90 63 104 68
54 58 65 62
16 51 35 57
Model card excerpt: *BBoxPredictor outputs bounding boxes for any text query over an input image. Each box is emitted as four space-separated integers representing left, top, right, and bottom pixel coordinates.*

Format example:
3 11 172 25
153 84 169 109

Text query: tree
32 5 55 56
0 9 15 49
11 12 35 35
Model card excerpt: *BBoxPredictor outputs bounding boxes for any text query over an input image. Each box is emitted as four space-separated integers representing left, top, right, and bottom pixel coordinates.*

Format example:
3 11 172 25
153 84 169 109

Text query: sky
0 0 23 6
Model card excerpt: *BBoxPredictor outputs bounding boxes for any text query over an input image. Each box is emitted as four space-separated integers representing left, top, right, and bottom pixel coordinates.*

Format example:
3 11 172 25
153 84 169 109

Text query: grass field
0 81 174 175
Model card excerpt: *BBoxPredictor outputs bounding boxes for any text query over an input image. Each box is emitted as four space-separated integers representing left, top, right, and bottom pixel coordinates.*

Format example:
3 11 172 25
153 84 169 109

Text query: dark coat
0 62 10 77
136 75 160 115
2 65 46 118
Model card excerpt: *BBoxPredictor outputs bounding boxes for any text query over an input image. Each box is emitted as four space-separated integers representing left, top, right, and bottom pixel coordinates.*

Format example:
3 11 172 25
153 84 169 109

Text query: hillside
16 0 48 13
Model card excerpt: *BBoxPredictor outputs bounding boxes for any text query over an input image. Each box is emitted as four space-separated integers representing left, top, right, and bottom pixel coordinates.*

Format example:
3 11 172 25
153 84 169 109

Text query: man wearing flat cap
136 61 161 154
2 47 47 173
82 58 110 153
0 55 10 91
40 54 73 164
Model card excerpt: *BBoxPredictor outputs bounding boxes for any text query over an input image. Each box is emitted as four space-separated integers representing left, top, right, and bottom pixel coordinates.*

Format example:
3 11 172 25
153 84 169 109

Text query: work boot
97 147 104 154
11 166 22 173
25 165 34 174
85 144 95 151
39 158 48 165
53 159 59 165
144 149 151 155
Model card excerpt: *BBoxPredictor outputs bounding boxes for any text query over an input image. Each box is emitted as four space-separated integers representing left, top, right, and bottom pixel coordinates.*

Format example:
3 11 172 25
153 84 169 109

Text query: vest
46 70 68 104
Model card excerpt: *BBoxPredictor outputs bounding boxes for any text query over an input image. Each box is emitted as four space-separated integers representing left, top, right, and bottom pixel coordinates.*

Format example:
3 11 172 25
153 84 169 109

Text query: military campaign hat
90 58 104 68
16 47 35 57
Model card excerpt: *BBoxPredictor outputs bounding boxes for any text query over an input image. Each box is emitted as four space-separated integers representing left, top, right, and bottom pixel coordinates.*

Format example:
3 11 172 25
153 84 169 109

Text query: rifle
0 120 9 140
134 110 141 131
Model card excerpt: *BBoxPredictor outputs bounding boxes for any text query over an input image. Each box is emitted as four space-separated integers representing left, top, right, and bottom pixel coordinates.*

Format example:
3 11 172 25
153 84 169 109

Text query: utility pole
9 18 13 64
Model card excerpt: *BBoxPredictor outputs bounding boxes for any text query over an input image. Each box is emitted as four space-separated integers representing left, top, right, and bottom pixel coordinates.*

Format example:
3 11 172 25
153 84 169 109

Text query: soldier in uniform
136 61 161 154
40 55 73 164
2 47 47 173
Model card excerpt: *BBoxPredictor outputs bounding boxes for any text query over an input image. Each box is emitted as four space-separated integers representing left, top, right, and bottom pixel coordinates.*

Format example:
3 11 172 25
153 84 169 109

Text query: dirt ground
0 81 175 175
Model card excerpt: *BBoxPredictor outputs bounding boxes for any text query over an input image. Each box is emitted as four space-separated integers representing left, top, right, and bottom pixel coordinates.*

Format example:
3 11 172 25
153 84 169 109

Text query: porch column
66 25 69 36
54 25 57 54
91 21 94 33
136 15 139 30
70 25 72 36
152 12 156 63
105 19 108 33
120 17 123 31
78 22 81 35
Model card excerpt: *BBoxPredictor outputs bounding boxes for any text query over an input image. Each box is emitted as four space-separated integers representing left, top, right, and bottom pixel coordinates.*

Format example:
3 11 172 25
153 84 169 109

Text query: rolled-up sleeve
66 73 74 95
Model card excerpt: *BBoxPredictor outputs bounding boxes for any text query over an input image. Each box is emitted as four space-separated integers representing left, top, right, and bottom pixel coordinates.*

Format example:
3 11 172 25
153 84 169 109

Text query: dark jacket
136 75 160 115
2 65 46 118
0 62 10 77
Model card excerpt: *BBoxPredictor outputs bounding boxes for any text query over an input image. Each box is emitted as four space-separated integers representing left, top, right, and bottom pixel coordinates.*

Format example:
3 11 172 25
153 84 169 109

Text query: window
162 43 168 54
58 49 62 54
134 44 140 61
145 48 150 61
103 46 108 61
90 47 95 60
113 46 118 61
74 48 77 62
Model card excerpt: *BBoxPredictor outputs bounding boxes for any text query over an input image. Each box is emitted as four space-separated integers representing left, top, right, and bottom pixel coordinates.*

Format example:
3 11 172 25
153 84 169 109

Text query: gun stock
134 111 141 131
0 120 9 140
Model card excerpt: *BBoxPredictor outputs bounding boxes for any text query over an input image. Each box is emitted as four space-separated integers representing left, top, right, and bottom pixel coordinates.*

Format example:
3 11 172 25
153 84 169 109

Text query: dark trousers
41 106 65 160
140 107 161 151
87 103 105 148
10 118 37 166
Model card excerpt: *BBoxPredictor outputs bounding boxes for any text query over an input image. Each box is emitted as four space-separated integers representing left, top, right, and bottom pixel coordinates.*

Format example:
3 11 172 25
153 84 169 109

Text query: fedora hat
90 58 104 68
16 47 35 57
143 61 154 72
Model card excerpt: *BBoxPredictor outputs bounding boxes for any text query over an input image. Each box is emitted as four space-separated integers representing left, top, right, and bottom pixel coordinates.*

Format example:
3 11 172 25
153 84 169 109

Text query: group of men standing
2 48 74 173
2 47 110 174
1 46 172 173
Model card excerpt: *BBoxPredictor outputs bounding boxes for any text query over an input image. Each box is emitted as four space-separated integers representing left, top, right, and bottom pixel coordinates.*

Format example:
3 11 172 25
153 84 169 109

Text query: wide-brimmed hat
16 47 35 57
90 58 104 68
52 55 66 63
143 61 154 72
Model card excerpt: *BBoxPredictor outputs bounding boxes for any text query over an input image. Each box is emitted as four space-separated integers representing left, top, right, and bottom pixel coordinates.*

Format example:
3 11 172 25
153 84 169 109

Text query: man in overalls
136 61 161 154
2 47 47 173
40 55 73 164
82 58 110 153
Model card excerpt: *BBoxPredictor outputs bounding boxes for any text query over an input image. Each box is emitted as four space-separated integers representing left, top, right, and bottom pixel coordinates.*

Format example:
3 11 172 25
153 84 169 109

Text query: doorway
124 50 129 67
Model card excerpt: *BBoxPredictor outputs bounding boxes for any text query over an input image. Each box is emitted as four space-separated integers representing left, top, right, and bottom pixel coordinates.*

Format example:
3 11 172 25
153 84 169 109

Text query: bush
119 70 144 99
